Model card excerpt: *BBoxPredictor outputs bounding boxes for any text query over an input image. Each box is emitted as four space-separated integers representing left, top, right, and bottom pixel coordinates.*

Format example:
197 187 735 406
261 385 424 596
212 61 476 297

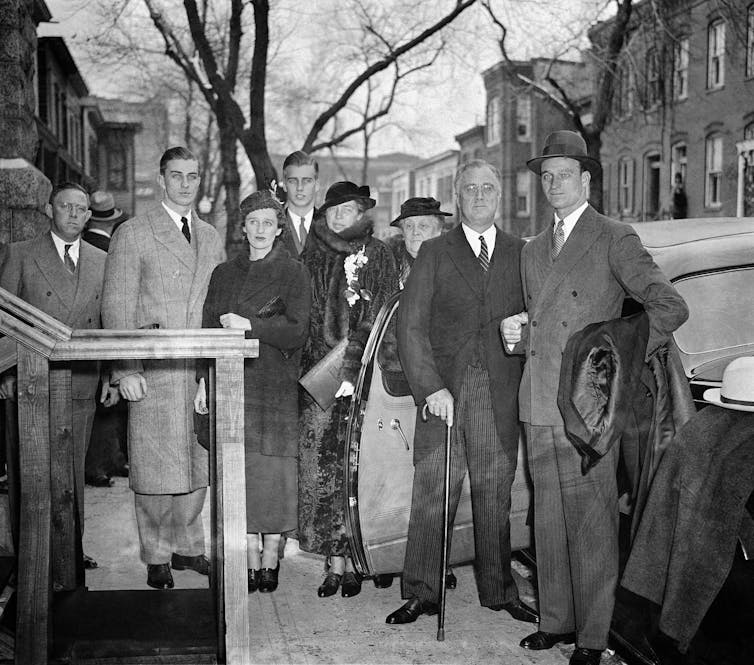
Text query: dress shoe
570 647 603 665
248 569 260 593
147 563 174 589
317 572 341 597
258 562 280 593
385 597 439 624
111 464 129 478
520 630 577 650
171 553 210 575
445 570 457 590
85 473 113 488
341 571 362 597
488 598 539 623
372 573 394 588
83 554 98 569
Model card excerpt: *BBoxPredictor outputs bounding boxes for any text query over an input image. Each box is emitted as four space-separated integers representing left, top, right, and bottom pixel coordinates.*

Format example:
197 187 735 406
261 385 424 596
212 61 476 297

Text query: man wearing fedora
389 197 450 288
388 160 536 625
502 130 688 665
84 190 128 252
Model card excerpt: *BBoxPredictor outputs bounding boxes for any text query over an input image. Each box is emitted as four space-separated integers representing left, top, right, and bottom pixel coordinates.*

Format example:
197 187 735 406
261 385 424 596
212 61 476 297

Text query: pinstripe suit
396 224 525 607
514 205 688 649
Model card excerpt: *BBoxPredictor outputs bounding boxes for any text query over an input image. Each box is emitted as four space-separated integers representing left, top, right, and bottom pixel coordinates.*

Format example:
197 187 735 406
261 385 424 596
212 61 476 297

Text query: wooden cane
422 403 451 642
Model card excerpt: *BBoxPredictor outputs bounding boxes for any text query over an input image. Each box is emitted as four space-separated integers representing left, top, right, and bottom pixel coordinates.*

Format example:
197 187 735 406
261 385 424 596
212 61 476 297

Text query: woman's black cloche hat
390 197 452 227
319 181 376 214
526 130 601 176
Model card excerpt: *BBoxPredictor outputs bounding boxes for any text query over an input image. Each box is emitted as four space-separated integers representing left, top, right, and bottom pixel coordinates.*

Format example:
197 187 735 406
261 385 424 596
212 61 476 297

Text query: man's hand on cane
425 388 454 428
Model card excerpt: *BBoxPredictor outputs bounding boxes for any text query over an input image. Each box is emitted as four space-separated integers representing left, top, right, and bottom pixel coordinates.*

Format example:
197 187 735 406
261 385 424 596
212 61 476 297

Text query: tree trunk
585 129 604 214
217 114 242 257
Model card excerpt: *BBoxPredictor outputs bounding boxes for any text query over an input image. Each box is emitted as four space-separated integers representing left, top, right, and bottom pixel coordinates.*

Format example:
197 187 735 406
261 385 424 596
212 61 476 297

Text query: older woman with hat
298 180 398 599
195 189 311 594
390 196 451 288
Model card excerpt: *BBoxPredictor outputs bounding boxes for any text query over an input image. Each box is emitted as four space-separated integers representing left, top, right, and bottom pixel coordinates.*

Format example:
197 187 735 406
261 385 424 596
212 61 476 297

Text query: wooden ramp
0 286 256 665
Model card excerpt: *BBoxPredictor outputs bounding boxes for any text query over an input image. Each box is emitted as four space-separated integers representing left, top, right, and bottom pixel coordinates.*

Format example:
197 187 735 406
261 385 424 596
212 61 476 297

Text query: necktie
478 235 489 272
298 216 308 246
181 216 191 243
552 218 565 260
64 244 75 273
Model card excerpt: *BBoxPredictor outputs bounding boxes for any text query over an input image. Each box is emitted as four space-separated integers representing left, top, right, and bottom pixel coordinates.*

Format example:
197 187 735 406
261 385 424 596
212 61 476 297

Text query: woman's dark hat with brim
390 197 452 227
319 181 376 214
89 190 126 223
526 130 601 176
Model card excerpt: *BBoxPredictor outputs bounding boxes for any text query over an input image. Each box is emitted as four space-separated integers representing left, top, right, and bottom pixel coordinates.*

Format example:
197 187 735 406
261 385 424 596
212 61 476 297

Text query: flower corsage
344 245 372 307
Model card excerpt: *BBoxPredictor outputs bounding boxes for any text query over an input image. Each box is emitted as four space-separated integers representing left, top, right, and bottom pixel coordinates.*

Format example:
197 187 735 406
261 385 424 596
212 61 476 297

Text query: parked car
343 216 754 663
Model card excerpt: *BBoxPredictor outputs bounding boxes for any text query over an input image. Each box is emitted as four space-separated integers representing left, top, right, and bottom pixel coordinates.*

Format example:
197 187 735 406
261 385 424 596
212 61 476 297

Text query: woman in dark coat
195 190 311 593
298 181 398 598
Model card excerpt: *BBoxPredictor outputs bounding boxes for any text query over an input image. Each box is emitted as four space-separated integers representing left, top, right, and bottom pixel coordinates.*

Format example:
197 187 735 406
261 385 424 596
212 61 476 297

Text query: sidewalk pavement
83 477 625 665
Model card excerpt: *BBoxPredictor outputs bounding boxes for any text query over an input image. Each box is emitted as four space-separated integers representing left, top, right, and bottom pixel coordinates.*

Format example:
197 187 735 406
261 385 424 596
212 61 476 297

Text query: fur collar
311 216 373 253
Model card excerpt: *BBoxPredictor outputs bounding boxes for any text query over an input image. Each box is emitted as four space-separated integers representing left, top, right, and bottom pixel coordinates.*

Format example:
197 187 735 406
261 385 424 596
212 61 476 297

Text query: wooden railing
0 286 257 665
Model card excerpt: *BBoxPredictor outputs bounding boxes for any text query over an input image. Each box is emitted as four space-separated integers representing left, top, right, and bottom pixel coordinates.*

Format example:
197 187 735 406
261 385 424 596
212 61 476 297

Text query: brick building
593 0 754 220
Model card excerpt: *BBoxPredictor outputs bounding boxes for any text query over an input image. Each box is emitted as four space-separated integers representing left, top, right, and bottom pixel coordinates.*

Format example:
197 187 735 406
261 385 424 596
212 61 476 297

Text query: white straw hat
703 356 754 412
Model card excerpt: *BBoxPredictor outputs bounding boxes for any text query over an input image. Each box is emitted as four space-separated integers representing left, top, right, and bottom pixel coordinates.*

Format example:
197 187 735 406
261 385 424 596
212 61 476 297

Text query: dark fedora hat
527 130 601 176
390 197 452 227
319 181 376 214
89 190 126 223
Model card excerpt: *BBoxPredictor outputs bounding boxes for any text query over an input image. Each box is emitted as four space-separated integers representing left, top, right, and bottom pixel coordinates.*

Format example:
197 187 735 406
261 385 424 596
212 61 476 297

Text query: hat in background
390 197 452 227
89 190 125 223
703 356 754 412
526 130 601 176
319 181 376 214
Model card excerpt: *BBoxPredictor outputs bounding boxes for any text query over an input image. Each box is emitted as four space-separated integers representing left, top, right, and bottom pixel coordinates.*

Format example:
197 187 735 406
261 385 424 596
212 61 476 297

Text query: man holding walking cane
387 160 536 627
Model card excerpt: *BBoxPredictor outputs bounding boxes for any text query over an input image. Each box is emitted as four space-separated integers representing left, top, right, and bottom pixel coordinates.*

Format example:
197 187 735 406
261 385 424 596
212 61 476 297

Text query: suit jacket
281 208 316 258
514 205 689 426
397 224 525 462
101 204 224 494
0 232 106 399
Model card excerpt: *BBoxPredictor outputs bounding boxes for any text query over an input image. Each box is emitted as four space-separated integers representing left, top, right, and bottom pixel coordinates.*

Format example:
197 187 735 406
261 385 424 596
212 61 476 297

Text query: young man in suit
0 182 118 573
387 160 537 625
102 147 224 590
280 150 319 258
502 131 688 665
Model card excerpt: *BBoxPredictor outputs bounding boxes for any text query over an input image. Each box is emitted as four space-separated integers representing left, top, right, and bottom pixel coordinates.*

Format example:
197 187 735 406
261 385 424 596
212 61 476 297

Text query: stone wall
0 0 51 245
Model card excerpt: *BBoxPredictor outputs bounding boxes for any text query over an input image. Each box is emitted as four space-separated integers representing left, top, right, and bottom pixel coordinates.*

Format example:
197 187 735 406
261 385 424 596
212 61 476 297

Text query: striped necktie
298 216 308 246
478 235 489 272
64 244 75 273
552 218 565 260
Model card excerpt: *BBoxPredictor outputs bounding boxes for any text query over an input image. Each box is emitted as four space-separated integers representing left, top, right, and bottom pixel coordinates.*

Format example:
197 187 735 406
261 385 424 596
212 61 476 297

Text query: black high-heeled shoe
258 562 280 593
248 569 261 593
341 571 362 597
317 572 341 597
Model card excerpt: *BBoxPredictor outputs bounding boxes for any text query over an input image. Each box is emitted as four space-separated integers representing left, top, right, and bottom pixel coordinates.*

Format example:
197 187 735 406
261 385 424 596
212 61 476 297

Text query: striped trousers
525 423 620 650
401 365 519 606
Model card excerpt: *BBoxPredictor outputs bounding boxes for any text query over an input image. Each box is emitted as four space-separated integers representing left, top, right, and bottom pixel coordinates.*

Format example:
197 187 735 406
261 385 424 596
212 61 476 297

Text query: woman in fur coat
195 190 311 594
298 181 398 599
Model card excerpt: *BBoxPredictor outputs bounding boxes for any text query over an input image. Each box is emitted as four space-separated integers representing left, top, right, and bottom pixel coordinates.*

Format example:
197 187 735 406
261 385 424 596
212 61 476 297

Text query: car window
375 307 413 397
673 267 754 356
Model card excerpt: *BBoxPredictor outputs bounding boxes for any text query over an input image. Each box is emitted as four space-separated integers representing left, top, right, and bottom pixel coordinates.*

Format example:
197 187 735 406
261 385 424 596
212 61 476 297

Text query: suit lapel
187 217 219 316
34 234 76 311
69 242 101 323
151 206 197 271
444 225 484 297
285 210 302 255
535 206 604 309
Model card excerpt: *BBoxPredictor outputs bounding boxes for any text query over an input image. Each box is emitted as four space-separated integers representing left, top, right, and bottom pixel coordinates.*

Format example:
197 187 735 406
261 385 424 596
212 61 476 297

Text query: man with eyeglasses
0 181 119 577
387 160 536 625
501 131 688 665
102 147 224 590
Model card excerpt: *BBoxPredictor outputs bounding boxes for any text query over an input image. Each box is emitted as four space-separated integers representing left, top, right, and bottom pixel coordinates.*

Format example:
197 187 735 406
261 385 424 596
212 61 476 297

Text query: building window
516 170 530 216
107 145 128 192
671 142 688 185
644 153 661 220
745 121 754 140
645 48 660 107
487 95 501 146
615 63 633 118
618 157 634 214
673 37 689 100
747 5 754 78
516 95 531 142
705 135 723 207
707 20 726 89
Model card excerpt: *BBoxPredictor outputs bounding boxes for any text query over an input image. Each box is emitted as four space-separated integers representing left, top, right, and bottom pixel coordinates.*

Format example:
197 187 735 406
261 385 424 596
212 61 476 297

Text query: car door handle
390 418 410 451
